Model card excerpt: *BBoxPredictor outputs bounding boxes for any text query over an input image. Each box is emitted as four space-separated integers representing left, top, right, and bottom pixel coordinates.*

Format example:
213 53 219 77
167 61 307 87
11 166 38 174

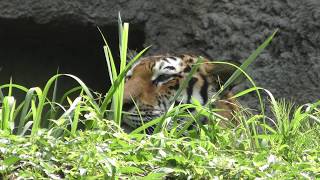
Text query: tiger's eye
125 75 132 81
152 74 172 84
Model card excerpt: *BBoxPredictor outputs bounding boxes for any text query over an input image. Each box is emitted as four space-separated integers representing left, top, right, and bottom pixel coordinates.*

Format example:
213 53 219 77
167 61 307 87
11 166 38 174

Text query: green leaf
17 88 39 135
230 87 264 99
142 172 166 180
119 166 144 174
4 156 20 167
224 30 278 90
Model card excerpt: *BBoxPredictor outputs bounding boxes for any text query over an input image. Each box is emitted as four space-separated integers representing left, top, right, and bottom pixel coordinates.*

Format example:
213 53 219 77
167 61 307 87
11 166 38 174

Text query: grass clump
1 113 320 179
1 15 320 179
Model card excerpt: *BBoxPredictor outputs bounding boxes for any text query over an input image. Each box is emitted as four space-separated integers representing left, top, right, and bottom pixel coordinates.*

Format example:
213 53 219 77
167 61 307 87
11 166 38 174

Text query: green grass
0 17 320 179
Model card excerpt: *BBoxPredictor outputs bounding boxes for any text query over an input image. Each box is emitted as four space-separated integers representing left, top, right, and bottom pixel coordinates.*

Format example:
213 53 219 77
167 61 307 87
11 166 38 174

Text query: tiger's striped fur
123 54 241 133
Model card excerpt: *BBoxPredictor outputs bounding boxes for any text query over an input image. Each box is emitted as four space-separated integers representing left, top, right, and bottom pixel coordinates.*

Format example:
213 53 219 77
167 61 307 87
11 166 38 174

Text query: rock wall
0 0 319 107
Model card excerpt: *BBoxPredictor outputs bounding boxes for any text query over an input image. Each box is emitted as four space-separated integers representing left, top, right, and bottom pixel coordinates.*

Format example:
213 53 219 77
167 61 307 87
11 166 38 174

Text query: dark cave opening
0 18 145 99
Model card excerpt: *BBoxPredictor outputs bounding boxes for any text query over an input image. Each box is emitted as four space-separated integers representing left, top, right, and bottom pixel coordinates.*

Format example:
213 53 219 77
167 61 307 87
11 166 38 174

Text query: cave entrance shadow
0 18 146 101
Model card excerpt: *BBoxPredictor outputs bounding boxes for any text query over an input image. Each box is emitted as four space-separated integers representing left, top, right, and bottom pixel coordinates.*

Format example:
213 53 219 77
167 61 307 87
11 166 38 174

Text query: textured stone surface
0 0 319 108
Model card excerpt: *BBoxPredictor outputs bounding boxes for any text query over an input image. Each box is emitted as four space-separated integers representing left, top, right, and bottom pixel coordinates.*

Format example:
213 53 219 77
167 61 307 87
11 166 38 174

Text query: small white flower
0 147 7 153
158 149 166 157
213 176 219 180
227 159 236 168
302 154 308 161
79 168 87 176
209 158 218 167
259 164 269 171
0 138 10 144
267 154 277 164
35 152 42 158
22 142 32 147
300 172 311 179
84 112 96 119
48 173 61 180
141 140 146 144
19 154 31 159
0 165 5 171
106 158 117 166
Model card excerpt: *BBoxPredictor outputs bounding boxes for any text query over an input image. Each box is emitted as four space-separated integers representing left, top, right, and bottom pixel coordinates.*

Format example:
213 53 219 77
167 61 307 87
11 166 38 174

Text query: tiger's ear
208 60 245 88
126 49 138 63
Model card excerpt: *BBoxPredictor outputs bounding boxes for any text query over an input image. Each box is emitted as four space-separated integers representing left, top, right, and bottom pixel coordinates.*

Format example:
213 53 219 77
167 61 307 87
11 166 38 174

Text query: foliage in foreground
1 107 320 179
1 95 320 179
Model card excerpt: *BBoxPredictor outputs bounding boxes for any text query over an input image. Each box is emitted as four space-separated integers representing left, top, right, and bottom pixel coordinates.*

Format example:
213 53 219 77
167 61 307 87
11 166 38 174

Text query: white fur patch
126 60 140 77
152 56 183 80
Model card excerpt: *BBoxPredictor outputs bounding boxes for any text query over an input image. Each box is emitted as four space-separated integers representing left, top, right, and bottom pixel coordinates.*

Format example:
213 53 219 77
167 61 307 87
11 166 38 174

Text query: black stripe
157 99 162 107
200 75 209 103
162 101 167 111
187 77 197 103
146 126 154 134
172 74 183 78
164 66 175 70
169 56 178 61
150 62 155 70
183 65 191 72
162 58 170 63
169 83 180 90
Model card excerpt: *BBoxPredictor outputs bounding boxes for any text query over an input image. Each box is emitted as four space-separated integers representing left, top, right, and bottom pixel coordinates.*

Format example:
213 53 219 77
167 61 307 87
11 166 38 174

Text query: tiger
122 54 242 134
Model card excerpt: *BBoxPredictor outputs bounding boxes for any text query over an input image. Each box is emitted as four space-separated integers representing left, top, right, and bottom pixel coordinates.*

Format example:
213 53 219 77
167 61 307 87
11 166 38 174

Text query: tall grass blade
31 74 99 135
130 117 162 134
49 68 59 122
1 96 15 133
0 88 4 101
114 22 129 125
231 87 264 99
103 46 117 83
291 106 308 133
62 96 83 136
224 30 277 90
98 26 117 82
99 21 133 126
58 86 82 105
8 78 13 96
118 12 123 51
17 88 39 135
0 84 29 94
100 46 150 114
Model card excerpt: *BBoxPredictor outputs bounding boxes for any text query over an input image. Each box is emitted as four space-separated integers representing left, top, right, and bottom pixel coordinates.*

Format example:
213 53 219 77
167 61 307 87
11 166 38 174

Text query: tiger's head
123 54 242 129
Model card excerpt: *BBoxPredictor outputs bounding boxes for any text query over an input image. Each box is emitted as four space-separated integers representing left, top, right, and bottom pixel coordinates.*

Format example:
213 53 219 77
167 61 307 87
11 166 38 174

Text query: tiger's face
123 54 240 129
